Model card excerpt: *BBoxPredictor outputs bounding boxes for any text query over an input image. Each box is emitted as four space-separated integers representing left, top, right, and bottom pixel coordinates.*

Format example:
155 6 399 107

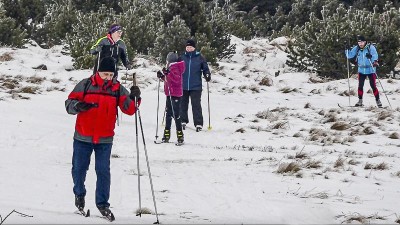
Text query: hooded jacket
163 61 185 97
181 51 210 90
345 43 378 74
65 73 139 144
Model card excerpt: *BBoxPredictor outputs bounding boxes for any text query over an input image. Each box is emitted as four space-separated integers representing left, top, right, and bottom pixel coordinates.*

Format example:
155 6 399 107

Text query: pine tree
119 0 163 55
43 1 79 46
149 15 191 63
0 1 27 47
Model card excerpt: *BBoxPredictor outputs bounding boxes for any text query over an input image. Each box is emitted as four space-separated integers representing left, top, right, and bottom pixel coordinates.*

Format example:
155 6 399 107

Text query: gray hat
166 52 179 63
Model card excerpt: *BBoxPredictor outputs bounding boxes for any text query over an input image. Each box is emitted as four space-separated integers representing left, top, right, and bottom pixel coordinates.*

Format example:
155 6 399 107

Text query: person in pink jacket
157 52 186 144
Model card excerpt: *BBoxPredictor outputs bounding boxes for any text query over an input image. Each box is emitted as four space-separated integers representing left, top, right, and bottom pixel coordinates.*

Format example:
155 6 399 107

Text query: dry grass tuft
394 171 400 178
50 78 61 83
377 111 392 120
389 132 400 139
27 76 46 84
334 157 346 168
331 122 350 130
0 52 13 61
276 162 301 174
309 75 324 83
259 77 273 86
279 87 298 93
304 102 311 108
111 154 120 158
19 86 40 94
364 162 389 170
235 128 246 133
348 159 360 165
293 132 303 138
363 126 375 135
271 121 289 129
339 89 356 96
304 160 322 169
135 207 153 215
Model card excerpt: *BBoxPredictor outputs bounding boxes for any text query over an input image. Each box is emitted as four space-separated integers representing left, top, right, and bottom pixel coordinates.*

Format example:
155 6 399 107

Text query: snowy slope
0 37 400 224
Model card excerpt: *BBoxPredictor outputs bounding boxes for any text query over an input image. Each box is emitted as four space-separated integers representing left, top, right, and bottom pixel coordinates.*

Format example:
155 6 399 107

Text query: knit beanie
98 57 115 72
166 52 179 63
186 39 196 48
357 35 366 42
109 24 122 34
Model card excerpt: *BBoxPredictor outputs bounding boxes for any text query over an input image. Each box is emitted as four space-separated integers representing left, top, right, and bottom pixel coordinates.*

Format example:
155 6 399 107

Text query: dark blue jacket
181 51 210 90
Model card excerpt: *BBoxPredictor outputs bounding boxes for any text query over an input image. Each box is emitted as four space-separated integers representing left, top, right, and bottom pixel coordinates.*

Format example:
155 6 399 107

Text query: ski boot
177 130 184 145
162 129 170 143
376 99 382 108
75 195 85 210
195 125 202 132
98 206 115 222
355 99 363 107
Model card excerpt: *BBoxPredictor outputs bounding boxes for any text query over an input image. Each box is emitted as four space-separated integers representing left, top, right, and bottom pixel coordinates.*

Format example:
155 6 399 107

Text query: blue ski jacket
345 43 378 74
181 51 210 90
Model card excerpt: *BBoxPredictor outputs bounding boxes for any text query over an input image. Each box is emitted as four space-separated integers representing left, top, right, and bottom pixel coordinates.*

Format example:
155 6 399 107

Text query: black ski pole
368 59 392 109
207 82 212 130
132 75 142 217
345 42 351 106
137 105 160 224
154 79 161 142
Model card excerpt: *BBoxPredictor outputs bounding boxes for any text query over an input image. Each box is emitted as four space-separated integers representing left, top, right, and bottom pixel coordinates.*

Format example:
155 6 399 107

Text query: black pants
358 73 379 100
165 96 182 131
180 90 203 127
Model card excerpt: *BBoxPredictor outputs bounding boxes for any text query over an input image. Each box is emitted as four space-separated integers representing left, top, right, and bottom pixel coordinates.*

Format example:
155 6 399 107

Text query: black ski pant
180 90 203 127
358 73 379 100
165 96 182 131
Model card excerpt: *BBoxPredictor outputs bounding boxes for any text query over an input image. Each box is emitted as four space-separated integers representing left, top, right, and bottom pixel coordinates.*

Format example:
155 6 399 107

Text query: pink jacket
164 61 185 97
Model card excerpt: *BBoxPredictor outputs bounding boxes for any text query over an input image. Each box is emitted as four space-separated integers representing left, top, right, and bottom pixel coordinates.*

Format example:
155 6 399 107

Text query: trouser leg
94 143 113 208
190 90 203 127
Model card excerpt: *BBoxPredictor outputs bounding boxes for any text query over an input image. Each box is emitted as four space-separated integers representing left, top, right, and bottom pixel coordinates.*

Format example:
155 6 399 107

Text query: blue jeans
72 139 112 208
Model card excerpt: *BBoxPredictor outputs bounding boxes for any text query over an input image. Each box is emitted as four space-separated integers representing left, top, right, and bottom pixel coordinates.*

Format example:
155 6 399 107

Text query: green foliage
149 15 191 63
119 0 162 55
286 3 400 78
2 0 46 44
0 2 27 47
43 1 79 46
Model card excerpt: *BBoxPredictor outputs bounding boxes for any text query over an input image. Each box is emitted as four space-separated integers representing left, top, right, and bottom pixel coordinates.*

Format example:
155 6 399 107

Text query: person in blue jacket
345 35 381 107
180 39 211 132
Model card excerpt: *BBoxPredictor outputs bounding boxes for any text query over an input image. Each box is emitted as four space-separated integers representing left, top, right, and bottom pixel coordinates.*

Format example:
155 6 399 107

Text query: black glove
345 42 350 50
204 73 211 82
156 71 164 79
75 102 98 112
130 86 141 100
373 60 379 67
162 67 169 75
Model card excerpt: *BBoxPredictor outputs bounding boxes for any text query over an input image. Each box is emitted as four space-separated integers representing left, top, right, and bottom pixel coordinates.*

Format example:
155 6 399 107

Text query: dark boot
98 206 115 221
355 99 363 107
177 130 184 144
376 99 382 108
75 195 85 210
162 129 170 142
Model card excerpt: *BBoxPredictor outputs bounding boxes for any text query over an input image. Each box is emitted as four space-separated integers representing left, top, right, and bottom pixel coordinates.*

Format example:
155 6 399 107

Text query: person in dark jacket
65 57 141 220
157 52 186 143
90 24 131 79
180 39 211 132
345 35 381 107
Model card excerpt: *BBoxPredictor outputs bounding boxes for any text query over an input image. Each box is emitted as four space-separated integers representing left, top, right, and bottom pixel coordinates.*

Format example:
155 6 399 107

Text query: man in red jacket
65 57 141 220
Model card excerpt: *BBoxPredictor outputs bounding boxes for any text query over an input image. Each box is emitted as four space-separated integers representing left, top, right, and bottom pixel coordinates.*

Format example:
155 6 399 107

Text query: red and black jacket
65 73 140 144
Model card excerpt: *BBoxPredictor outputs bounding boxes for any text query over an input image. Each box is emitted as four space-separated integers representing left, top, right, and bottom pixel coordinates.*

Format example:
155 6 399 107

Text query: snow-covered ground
1 37 400 224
